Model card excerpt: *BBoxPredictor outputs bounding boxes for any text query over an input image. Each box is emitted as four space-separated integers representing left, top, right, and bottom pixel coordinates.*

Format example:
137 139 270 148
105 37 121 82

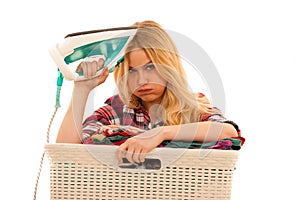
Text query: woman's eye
146 64 155 70
128 68 137 73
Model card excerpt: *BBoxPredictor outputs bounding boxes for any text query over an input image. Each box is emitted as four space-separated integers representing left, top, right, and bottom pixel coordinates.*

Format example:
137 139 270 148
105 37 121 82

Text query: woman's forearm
56 63 108 143
56 86 90 143
118 121 238 163
161 121 238 143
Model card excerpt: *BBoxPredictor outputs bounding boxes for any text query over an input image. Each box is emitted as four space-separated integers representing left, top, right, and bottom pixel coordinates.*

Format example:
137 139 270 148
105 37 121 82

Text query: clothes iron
49 26 137 81
49 26 137 107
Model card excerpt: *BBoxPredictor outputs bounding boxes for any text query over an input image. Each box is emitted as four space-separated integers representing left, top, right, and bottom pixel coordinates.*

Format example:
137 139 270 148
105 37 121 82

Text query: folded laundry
84 125 243 150
160 137 242 150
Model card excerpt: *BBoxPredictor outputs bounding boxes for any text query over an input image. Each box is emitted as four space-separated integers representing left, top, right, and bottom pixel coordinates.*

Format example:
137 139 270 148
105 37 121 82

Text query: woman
56 20 241 163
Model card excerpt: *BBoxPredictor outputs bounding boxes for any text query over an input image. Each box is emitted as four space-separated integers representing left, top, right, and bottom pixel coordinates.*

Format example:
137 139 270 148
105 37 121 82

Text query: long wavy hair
114 20 212 125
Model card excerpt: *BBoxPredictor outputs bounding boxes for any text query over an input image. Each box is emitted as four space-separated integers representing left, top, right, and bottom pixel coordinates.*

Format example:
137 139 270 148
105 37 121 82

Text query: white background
1 0 299 199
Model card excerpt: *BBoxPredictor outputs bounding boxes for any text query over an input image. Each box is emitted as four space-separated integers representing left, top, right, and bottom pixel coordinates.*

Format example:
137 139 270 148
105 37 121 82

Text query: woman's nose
137 71 149 86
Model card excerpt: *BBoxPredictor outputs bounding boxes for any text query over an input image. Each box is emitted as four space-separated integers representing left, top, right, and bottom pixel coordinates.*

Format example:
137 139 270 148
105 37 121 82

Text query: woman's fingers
85 61 99 78
77 57 105 79
131 147 145 163
97 57 105 70
90 61 98 78
125 150 135 164
117 148 124 164
97 67 109 84
116 131 163 164
123 145 140 164
139 151 146 163
117 142 147 164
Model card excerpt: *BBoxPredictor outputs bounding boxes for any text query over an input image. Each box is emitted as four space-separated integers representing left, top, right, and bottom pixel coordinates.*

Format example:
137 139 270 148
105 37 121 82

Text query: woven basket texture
45 144 239 200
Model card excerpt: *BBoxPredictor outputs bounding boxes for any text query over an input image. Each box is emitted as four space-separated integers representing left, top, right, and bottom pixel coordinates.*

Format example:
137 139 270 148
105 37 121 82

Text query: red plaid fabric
82 94 242 144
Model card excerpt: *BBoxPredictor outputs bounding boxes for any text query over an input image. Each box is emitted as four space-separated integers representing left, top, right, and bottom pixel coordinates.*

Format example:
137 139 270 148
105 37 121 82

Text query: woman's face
127 49 167 110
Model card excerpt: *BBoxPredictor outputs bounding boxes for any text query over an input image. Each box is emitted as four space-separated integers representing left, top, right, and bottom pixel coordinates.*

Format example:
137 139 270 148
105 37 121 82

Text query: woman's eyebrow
129 61 152 68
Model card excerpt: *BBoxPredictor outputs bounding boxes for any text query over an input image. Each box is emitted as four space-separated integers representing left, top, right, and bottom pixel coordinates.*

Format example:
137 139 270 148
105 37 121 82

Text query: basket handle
118 158 162 172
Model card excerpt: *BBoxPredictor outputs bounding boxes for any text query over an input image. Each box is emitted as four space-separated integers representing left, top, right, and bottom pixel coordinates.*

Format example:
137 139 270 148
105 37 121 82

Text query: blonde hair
114 20 211 125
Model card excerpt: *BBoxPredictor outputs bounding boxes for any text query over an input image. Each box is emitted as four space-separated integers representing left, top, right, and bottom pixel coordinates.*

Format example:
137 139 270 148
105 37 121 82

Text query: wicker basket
45 143 239 200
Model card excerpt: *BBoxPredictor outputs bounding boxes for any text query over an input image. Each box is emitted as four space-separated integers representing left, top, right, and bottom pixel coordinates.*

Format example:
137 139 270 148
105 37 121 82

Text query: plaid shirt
82 94 242 143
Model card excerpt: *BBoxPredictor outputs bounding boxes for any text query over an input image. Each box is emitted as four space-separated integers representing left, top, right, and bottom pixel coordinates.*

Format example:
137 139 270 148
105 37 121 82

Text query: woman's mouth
137 88 153 94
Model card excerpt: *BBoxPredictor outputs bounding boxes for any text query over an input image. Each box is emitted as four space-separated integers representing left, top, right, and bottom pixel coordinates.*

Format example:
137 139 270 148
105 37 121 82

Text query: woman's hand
117 127 166 164
56 58 109 144
74 58 109 91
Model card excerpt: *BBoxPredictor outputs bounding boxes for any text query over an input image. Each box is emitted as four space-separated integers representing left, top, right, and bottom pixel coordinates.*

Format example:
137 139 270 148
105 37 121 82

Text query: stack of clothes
84 125 243 150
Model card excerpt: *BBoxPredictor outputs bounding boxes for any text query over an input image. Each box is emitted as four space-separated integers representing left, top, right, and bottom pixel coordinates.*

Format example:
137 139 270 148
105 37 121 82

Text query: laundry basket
44 143 239 200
